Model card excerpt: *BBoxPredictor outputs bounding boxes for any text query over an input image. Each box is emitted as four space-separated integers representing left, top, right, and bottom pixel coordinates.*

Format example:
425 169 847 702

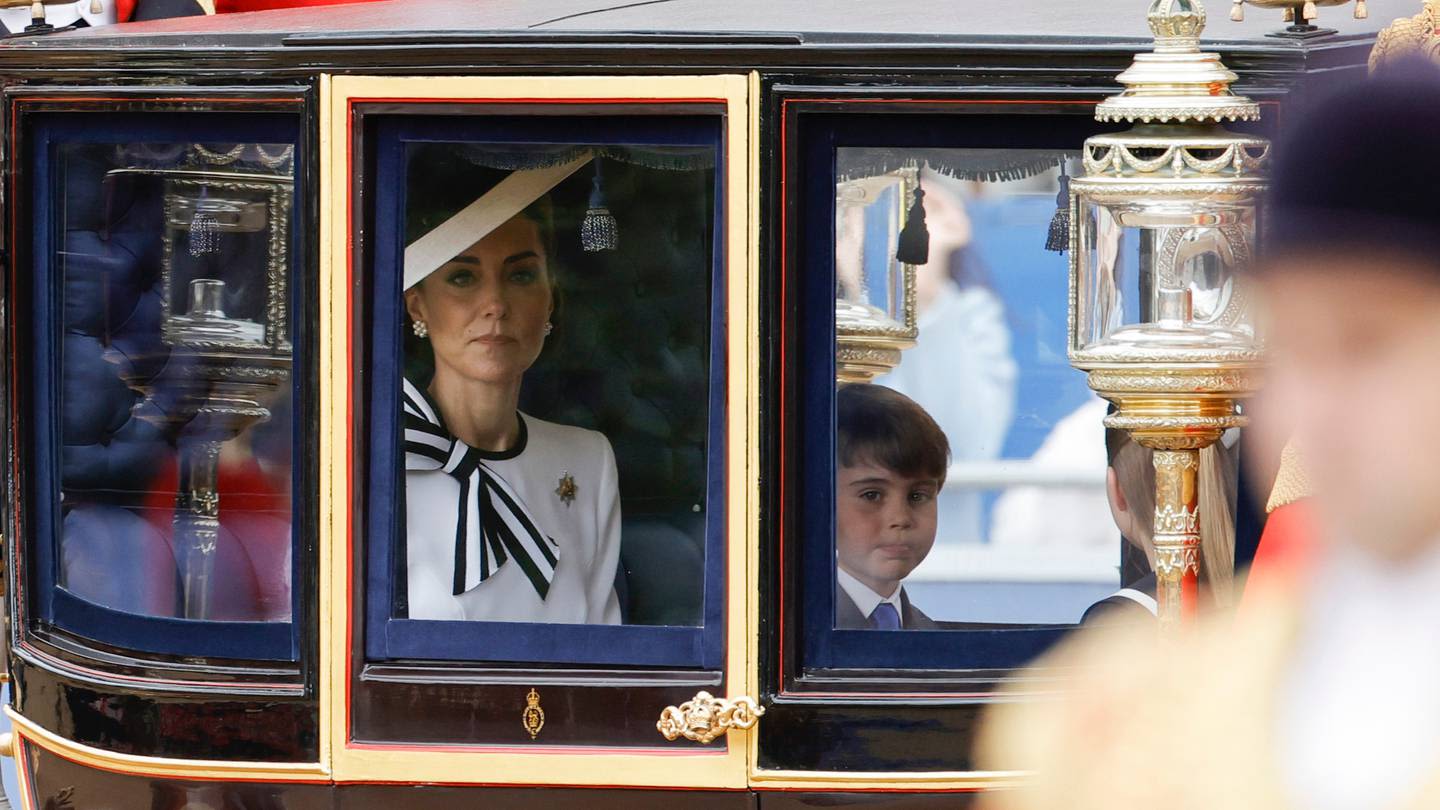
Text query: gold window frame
319 73 761 789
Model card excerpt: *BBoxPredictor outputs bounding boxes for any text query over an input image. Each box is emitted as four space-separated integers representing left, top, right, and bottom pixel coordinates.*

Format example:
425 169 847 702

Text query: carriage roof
0 0 1393 61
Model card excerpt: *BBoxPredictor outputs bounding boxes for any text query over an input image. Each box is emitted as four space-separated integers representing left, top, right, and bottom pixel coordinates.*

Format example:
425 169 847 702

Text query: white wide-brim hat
403 152 591 291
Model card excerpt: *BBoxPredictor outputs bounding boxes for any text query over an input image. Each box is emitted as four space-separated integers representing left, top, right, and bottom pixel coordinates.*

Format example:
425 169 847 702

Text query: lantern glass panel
161 175 290 348
51 141 296 629
835 170 911 332
1073 196 1258 356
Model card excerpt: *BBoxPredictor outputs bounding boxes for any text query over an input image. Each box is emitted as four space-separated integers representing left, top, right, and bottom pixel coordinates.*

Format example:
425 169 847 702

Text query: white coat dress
403 378 622 625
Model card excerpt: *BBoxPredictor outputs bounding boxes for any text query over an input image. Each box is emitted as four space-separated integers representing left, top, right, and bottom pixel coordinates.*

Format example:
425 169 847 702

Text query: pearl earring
412 320 428 339
543 322 554 336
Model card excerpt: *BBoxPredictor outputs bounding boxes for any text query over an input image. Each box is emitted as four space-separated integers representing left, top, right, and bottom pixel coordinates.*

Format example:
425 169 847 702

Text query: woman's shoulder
519 413 615 465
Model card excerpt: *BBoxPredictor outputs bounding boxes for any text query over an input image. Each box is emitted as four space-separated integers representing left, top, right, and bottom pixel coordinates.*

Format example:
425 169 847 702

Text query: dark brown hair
836 383 950 484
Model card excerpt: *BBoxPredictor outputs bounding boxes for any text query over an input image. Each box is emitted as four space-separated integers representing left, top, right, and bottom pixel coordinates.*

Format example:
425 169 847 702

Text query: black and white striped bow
403 379 559 599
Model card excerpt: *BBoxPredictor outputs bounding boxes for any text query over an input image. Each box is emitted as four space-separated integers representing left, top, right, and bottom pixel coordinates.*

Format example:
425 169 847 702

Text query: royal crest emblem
522 688 546 740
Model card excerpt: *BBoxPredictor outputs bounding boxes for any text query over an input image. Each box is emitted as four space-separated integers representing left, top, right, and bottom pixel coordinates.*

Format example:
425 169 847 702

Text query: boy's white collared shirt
837 566 906 628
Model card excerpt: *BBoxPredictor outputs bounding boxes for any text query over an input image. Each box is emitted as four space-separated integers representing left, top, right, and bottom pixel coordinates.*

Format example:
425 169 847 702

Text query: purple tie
869 602 901 630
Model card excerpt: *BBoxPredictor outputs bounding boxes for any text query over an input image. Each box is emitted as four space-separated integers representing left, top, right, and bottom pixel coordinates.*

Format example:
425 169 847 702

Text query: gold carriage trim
5 707 329 783
747 767 1030 790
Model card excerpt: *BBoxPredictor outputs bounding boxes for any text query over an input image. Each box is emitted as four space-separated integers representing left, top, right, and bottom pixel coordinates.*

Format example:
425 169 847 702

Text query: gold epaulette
1370 1 1440 73
1266 442 1312 514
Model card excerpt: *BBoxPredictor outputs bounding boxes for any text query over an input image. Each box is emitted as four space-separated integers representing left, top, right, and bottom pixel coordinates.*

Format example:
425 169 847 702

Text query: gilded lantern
1068 0 1268 626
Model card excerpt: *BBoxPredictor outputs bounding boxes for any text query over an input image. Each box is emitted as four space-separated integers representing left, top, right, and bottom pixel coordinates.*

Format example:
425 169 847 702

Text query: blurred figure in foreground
1236 441 1317 616
979 60 1440 810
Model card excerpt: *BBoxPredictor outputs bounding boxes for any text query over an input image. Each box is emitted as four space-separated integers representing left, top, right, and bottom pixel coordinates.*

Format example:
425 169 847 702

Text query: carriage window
821 142 1246 657
799 136 1237 671
833 148 1120 633
29 114 300 661
364 115 724 668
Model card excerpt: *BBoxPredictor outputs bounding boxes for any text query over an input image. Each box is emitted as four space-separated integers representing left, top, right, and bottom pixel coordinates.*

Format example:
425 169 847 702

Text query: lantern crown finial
1147 0 1207 46
1095 0 1260 124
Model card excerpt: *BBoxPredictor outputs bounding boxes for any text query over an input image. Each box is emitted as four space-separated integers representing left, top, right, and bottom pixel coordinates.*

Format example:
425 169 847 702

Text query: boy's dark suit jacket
835 586 939 630
1079 573 1158 627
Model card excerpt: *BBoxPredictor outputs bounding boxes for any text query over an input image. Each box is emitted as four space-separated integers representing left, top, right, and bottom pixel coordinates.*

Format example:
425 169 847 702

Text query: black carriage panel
4 87 321 761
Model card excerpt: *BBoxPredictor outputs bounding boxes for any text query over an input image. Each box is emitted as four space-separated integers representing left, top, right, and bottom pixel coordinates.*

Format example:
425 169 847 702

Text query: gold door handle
656 691 764 744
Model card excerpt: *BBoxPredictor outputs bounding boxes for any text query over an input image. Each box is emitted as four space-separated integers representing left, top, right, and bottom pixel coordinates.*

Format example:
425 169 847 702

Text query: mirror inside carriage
49 136 298 633
372 121 722 657
828 146 1241 636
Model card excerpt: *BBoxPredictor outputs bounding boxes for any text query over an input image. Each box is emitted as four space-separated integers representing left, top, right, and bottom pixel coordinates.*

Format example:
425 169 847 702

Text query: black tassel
1044 166 1072 254
895 186 929 265
580 161 618 253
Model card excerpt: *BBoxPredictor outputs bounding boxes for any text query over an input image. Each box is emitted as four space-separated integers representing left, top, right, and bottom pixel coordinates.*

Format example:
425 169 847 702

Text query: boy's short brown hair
836 383 950 484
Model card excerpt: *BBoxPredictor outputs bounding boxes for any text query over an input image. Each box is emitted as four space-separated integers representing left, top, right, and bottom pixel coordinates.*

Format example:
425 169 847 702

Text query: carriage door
321 74 759 792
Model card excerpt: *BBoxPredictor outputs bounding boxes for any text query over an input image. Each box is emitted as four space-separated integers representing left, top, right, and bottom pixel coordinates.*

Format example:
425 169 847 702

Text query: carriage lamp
112 169 293 620
834 168 919 384
1229 0 1366 38
1067 0 1267 629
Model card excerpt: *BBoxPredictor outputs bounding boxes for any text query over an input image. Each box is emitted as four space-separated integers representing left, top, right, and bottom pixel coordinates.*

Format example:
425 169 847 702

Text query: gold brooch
522 688 546 739
555 471 577 507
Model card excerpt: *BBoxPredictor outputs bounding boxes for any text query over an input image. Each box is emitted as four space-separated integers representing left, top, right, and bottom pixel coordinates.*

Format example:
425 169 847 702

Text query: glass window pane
834 147 1127 630
55 141 295 624
390 136 716 636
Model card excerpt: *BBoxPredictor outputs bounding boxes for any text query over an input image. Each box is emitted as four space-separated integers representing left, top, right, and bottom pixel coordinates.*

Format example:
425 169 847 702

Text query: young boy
834 383 950 630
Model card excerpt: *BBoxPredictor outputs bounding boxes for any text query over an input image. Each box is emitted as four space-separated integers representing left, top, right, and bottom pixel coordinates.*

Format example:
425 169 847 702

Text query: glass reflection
57 142 295 622
832 147 1200 628
835 170 911 332
1074 198 1258 355
398 142 715 628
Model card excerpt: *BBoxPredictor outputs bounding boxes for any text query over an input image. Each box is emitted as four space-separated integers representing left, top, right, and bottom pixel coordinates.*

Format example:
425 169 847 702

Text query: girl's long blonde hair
1110 431 1239 610
1199 439 1238 609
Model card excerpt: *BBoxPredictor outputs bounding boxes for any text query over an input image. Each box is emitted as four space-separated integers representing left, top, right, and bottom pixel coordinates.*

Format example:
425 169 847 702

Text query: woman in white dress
401 156 622 625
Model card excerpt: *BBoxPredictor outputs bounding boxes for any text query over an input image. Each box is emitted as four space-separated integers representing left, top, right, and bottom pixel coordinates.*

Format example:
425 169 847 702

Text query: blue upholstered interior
30 114 301 660
58 153 181 616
